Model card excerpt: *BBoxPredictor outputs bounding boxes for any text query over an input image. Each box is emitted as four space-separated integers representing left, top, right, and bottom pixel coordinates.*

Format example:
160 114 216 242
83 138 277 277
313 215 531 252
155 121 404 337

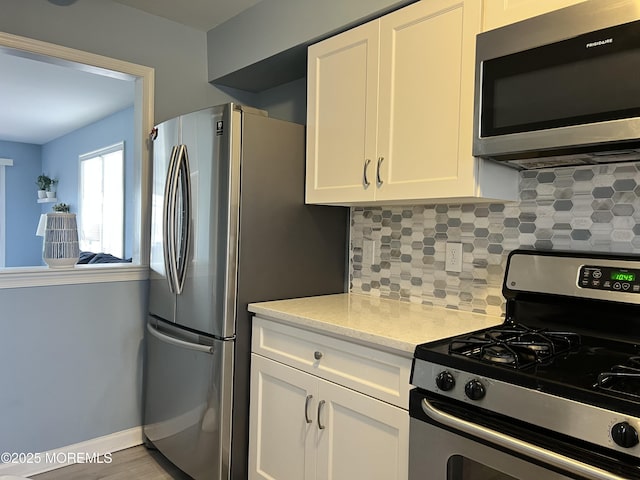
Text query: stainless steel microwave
473 0 640 169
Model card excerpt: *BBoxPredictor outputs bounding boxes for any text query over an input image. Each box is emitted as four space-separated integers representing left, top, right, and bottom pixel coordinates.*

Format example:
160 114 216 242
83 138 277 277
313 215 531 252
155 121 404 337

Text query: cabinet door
306 21 379 204
483 0 587 31
249 354 317 480
315 379 409 480
376 0 482 201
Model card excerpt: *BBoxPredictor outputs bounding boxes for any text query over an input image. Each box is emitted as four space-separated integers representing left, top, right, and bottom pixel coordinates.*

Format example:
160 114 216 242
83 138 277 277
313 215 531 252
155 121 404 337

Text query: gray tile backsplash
349 163 640 317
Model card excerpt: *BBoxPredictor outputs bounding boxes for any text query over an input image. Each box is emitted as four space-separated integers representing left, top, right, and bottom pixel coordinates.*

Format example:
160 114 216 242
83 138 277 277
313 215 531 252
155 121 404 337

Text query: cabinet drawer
251 316 411 409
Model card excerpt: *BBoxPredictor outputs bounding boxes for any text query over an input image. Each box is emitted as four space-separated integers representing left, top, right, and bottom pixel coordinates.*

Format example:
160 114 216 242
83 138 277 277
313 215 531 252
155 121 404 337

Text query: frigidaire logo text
586 38 613 48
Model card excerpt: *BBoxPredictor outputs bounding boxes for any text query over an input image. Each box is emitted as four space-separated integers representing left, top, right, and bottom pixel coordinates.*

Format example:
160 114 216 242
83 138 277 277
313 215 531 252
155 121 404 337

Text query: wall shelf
37 197 57 203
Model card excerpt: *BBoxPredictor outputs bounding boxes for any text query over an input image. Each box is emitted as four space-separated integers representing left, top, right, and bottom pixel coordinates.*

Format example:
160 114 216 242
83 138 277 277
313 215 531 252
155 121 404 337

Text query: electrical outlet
362 239 376 265
445 242 463 273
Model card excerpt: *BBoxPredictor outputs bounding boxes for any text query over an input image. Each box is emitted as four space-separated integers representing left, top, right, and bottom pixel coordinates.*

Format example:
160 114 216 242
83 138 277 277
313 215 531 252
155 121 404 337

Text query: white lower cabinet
249 355 409 480
248 320 410 480
249 355 316 480
315 377 409 480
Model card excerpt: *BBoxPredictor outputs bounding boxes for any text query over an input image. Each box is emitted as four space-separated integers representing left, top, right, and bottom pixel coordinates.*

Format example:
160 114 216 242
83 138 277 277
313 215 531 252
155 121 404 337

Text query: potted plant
36 174 52 199
47 178 58 198
52 203 70 213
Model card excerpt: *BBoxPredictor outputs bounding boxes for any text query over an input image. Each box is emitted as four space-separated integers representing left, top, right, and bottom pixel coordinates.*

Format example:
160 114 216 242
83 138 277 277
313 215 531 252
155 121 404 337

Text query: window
79 143 124 258
0 34 153 289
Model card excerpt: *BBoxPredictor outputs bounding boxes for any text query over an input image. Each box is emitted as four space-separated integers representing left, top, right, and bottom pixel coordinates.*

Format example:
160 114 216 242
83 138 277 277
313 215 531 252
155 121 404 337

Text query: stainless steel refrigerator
143 103 347 480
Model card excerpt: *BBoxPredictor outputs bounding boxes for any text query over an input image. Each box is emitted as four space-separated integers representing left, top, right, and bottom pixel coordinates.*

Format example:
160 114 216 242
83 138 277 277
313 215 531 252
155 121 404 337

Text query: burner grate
449 323 581 369
596 358 640 399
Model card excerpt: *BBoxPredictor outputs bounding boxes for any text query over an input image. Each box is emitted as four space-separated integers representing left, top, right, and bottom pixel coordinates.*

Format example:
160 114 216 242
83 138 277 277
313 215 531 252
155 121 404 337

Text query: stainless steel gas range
409 250 640 480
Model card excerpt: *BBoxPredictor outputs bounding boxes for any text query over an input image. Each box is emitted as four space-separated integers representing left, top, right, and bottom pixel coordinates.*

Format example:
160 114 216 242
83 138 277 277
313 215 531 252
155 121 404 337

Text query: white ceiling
0 52 135 145
1 0 261 145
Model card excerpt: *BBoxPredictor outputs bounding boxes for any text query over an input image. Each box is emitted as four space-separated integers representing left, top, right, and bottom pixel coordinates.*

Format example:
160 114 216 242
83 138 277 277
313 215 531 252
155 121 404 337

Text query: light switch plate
445 242 463 273
363 239 375 265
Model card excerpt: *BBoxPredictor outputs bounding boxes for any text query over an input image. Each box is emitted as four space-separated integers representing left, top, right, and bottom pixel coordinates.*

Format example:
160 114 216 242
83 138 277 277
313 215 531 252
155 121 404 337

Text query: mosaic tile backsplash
349 163 640 317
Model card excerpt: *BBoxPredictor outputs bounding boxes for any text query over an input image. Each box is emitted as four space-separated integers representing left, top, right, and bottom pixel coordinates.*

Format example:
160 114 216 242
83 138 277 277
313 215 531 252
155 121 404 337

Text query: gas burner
481 344 536 365
449 323 581 369
482 345 516 364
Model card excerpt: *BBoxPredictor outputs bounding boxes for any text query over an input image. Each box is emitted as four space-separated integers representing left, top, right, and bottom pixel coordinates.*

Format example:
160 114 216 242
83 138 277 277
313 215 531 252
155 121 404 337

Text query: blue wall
0 0 247 461
42 106 135 259
0 141 44 267
1 107 135 267
0 281 146 454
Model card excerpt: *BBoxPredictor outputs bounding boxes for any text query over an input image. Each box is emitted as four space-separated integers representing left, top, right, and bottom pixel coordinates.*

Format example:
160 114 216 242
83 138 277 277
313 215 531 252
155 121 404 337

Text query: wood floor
30 445 192 480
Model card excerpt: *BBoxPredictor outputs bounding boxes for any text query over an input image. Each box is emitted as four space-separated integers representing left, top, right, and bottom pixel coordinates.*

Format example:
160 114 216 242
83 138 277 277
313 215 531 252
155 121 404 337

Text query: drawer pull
304 395 313 424
318 400 326 430
314 351 323 360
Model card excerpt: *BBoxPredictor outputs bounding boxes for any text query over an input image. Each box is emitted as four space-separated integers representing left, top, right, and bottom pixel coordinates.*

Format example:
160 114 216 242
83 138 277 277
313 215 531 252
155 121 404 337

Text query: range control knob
465 379 486 401
611 422 639 448
435 371 456 391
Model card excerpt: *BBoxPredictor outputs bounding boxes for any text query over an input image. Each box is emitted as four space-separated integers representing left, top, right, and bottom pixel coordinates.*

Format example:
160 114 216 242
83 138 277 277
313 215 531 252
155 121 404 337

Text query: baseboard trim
0 426 143 477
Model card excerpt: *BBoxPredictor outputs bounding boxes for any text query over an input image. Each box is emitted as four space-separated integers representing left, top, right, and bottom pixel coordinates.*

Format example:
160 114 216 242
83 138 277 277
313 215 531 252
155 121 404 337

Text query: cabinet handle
363 159 371 187
305 395 313 424
314 351 323 360
376 156 384 187
317 400 326 430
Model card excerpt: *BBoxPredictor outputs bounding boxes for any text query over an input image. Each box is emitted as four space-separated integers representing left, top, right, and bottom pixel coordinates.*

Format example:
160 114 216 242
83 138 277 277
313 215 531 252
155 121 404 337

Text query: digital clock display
611 271 635 282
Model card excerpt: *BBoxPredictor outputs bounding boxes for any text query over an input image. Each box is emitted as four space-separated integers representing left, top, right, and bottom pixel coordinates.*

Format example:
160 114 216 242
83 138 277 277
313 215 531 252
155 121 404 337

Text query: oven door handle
421 398 627 480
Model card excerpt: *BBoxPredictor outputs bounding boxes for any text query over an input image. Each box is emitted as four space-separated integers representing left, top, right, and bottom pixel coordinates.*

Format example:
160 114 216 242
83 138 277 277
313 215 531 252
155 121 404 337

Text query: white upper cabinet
482 0 588 31
306 21 379 204
306 0 518 206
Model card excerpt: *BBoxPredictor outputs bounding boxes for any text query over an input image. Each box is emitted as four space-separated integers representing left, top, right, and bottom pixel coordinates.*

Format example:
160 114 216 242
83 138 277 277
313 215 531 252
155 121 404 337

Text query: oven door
410 419 572 479
409 389 639 480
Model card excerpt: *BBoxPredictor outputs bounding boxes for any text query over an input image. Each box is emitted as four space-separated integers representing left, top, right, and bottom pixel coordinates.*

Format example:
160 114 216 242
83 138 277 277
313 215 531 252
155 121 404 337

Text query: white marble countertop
249 293 504 358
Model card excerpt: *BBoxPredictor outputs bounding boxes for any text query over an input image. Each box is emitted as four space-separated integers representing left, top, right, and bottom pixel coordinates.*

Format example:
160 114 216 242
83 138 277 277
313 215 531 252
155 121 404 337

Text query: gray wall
0 281 146 453
207 0 414 86
0 0 398 458
254 78 307 125
0 0 255 123
0 0 246 456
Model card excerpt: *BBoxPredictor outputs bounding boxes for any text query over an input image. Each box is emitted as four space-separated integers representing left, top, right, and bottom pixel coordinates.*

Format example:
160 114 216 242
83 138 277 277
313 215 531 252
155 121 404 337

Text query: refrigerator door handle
174 144 192 295
163 145 180 294
146 323 214 355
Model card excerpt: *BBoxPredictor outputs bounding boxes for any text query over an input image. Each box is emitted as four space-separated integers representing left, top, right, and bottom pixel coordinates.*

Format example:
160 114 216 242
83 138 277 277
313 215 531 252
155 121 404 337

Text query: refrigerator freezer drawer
143 320 234 480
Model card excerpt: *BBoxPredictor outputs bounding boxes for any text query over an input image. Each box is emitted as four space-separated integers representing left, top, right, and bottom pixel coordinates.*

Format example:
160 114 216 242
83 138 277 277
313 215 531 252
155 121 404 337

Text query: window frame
0 31 153 289
78 141 126 258
0 158 13 268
